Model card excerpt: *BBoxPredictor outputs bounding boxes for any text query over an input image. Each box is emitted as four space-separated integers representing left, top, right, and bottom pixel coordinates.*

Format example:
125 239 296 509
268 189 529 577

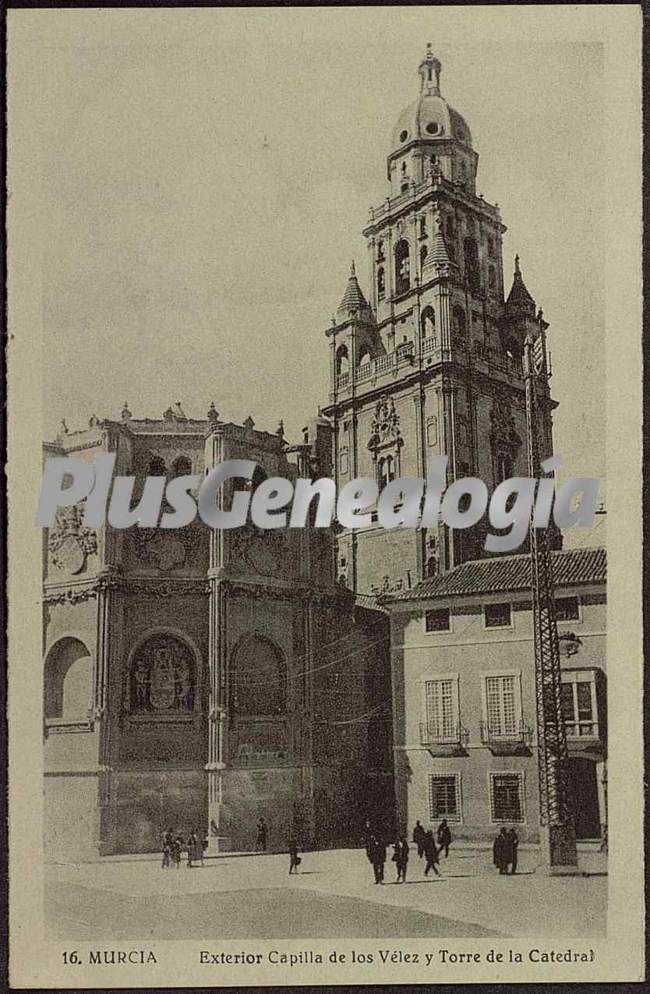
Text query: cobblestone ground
45 846 606 941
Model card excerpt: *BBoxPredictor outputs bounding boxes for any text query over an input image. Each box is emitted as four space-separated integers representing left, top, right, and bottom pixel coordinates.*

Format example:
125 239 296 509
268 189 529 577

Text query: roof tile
386 546 606 602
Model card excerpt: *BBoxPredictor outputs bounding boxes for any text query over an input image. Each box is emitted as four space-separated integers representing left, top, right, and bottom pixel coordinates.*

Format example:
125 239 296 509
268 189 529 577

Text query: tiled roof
506 256 535 311
355 593 388 614
386 547 606 602
338 270 369 314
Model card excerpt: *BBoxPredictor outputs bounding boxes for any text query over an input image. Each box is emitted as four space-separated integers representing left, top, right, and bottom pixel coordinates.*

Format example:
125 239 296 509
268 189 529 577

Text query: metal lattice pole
523 333 578 872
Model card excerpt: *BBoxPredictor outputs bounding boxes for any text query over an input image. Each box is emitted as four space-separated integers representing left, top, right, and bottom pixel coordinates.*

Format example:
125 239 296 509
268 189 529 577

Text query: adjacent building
383 547 607 843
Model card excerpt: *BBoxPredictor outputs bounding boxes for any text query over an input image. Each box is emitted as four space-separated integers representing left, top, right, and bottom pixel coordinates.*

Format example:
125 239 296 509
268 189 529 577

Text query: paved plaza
45 846 606 941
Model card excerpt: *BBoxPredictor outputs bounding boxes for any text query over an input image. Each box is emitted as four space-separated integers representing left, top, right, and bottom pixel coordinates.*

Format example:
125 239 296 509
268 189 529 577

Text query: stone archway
44 636 93 720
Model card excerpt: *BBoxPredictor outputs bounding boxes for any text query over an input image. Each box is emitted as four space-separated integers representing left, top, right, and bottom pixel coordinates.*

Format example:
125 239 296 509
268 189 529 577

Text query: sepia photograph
7 4 643 987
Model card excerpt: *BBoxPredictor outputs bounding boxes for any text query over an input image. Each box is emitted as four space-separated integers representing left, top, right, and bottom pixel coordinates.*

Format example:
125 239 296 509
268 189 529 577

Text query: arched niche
171 455 192 477
463 237 480 291
336 344 349 378
357 345 372 369
394 240 411 295
126 631 200 715
452 305 467 337
421 305 436 341
230 634 286 718
44 636 93 720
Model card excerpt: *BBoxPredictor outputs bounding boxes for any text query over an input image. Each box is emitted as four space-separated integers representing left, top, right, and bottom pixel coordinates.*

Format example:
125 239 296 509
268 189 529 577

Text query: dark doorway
568 757 601 839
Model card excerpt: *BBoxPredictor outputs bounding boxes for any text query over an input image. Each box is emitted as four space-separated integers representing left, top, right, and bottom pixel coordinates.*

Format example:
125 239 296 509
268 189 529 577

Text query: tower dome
391 46 472 151
387 45 476 193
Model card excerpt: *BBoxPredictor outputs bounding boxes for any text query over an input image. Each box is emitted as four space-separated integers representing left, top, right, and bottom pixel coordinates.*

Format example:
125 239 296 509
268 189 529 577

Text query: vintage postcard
7 4 644 987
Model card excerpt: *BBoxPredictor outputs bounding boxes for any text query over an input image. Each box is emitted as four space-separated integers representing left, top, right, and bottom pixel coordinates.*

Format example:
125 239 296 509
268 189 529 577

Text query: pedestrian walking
422 830 441 877
392 836 409 883
507 827 519 875
370 836 386 884
161 828 173 869
172 832 183 868
257 817 268 852
288 837 301 874
361 819 374 860
186 829 198 868
412 820 425 858
493 827 509 875
437 818 452 859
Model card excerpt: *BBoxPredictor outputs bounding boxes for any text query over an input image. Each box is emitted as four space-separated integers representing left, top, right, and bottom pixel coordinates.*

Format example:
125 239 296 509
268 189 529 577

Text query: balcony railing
480 719 533 750
334 335 523 394
565 719 600 740
419 721 469 749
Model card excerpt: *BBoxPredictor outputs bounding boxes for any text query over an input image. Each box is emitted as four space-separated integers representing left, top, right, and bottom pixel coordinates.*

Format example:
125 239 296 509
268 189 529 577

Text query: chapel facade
42 406 393 858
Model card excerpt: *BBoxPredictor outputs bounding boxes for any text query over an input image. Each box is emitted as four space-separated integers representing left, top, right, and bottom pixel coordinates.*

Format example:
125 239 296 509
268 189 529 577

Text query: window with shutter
485 675 518 737
424 678 456 740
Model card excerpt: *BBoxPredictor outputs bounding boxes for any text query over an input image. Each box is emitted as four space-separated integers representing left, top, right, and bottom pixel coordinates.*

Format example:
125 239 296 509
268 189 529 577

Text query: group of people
363 819 453 885
161 818 519 877
492 826 519 875
161 827 208 868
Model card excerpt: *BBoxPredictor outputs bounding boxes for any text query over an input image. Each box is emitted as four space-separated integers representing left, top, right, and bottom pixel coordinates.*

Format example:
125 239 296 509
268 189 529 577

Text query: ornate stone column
204 416 230 852
206 576 229 852
95 573 117 855
439 376 456 570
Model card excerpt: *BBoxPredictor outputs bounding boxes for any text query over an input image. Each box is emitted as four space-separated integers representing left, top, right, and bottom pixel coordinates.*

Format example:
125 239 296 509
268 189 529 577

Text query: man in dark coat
257 817 268 852
288 837 301 874
412 820 425 858
507 827 519 874
437 819 452 858
423 830 441 876
493 827 509 874
370 837 386 884
362 819 374 862
392 837 410 883
186 829 198 868
172 832 183 868
161 828 173 869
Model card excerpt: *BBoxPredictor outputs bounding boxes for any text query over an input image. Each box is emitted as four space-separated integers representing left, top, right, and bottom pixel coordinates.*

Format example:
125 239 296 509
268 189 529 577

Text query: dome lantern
418 43 442 97
388 46 475 189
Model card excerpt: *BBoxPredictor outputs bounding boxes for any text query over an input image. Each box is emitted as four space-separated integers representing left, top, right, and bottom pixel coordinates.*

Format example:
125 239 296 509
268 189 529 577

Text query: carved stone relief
48 506 98 575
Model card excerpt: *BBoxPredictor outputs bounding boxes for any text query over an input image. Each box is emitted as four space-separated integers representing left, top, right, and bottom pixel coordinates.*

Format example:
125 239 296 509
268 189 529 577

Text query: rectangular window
490 773 524 823
423 678 457 740
484 674 518 737
555 596 580 621
561 675 597 737
428 775 460 821
484 602 512 628
425 608 450 633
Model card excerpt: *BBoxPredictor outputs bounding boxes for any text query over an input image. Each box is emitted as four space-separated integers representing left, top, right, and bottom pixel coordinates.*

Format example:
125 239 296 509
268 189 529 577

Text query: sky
10 8 606 515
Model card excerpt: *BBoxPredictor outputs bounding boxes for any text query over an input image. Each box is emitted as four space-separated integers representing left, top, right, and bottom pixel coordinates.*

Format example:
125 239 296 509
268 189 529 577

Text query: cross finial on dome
419 43 441 94
350 260 356 277
514 254 521 275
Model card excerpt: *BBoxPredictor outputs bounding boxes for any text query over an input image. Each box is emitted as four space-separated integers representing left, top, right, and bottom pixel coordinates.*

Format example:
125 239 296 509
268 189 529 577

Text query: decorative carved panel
127 633 197 715
48 506 98 575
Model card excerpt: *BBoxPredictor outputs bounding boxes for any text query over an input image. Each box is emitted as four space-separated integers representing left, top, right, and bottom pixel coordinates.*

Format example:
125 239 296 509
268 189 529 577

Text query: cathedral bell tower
323 46 558 597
